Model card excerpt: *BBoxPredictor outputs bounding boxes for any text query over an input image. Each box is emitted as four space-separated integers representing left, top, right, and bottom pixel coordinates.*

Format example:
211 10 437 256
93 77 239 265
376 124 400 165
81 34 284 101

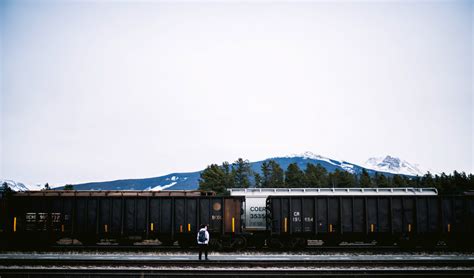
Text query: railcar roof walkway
229 187 438 196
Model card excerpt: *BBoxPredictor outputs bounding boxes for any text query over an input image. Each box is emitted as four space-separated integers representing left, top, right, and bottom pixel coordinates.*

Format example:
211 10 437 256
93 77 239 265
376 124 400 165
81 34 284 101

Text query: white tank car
228 188 438 231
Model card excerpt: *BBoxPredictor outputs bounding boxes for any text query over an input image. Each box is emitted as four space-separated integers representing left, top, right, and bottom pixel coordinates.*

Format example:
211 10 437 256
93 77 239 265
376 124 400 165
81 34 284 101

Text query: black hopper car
0 188 473 249
231 188 474 249
0 190 245 249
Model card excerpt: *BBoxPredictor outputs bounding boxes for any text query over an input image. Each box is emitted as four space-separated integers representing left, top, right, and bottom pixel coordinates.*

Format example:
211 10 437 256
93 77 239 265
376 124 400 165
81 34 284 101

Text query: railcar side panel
342 198 352 233
136 198 146 234
209 198 223 234
427 197 439 233
468 198 474 235
124 199 135 233
87 199 98 235
392 197 403 234
303 197 314 233
198 198 210 229
367 198 377 233
454 197 465 233
317 197 328 234
186 198 197 233
442 198 453 234
174 198 185 234
378 198 390 233
291 198 302 233
224 198 242 234
416 197 428 234
328 198 339 234
403 198 415 234
149 198 160 235
353 197 364 233
99 198 111 236
270 198 280 234
160 198 172 235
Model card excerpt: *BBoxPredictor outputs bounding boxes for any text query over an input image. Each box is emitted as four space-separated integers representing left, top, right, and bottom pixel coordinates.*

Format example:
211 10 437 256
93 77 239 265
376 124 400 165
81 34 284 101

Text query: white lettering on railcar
211 215 222 220
293 211 301 222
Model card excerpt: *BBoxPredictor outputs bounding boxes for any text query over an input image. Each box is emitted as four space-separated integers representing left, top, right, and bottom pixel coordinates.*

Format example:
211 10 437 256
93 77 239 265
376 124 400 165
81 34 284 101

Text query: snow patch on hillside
288 151 356 174
148 175 188 191
150 181 177 191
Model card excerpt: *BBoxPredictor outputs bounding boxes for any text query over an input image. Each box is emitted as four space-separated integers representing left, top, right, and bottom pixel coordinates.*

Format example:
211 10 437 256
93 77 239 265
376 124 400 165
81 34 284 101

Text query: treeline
198 158 474 195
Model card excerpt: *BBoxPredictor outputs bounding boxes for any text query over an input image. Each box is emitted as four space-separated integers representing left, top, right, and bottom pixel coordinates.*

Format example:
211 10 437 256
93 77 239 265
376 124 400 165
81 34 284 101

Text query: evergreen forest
198 158 474 196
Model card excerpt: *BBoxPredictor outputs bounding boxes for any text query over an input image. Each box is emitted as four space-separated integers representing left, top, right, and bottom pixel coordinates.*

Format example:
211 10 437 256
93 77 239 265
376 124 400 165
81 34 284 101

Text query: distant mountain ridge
2 153 426 191
65 152 424 191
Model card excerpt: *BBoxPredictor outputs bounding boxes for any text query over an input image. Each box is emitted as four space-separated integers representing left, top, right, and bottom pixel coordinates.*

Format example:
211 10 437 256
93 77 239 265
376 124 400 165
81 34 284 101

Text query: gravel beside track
0 267 473 277
1 253 473 277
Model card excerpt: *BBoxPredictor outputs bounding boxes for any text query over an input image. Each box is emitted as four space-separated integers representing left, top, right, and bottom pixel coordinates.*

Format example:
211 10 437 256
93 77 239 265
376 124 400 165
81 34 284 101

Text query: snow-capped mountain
286 151 357 174
0 179 42 191
364 155 425 176
55 152 426 191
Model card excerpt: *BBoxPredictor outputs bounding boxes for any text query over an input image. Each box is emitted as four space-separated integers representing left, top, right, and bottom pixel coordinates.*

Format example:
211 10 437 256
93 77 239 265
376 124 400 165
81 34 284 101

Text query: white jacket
197 228 210 245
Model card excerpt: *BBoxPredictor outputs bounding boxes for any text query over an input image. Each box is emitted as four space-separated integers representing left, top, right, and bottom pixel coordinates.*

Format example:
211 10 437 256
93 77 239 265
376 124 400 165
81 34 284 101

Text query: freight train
0 188 473 249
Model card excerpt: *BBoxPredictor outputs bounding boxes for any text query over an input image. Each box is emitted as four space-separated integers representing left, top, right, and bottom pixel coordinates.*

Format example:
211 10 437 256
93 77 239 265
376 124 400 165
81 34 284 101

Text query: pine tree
375 174 388 188
338 170 356 187
268 160 285 188
359 169 371 187
221 161 235 189
261 161 272 188
254 173 262 188
285 163 304 188
392 175 406 187
232 158 252 188
328 170 340 188
1 182 12 195
304 163 328 188
199 164 227 195
43 183 50 190
421 172 435 188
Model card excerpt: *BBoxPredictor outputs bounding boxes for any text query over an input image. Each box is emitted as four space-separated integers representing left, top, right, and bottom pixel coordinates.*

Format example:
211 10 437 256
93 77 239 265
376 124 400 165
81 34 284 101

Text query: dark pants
198 244 208 260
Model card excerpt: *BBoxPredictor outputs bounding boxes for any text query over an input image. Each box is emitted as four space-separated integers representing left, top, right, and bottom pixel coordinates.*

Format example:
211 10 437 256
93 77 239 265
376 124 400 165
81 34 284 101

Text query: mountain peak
287 151 333 162
364 155 425 176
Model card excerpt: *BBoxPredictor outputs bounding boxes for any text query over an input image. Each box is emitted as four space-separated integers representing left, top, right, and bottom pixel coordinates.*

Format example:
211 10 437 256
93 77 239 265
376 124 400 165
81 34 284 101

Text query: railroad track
1 243 466 253
1 268 473 277
1 253 473 277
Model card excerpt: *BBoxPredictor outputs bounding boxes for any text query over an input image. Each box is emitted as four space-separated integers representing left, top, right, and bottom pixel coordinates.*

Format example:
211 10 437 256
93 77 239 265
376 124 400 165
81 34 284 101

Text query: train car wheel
251 238 265 249
297 238 308 249
267 237 284 249
209 238 223 250
231 236 247 250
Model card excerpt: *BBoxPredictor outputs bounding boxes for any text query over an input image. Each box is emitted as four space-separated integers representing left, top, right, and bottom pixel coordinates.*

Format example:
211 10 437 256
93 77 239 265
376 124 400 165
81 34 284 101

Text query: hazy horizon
1 1 472 186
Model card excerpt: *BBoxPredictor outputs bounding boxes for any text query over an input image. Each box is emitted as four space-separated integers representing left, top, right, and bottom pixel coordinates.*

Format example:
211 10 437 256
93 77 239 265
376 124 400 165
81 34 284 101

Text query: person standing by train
197 224 209 260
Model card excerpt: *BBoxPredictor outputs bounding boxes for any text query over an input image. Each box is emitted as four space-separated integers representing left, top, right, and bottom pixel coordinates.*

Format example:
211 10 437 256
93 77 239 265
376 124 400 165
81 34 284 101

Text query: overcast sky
1 1 472 186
